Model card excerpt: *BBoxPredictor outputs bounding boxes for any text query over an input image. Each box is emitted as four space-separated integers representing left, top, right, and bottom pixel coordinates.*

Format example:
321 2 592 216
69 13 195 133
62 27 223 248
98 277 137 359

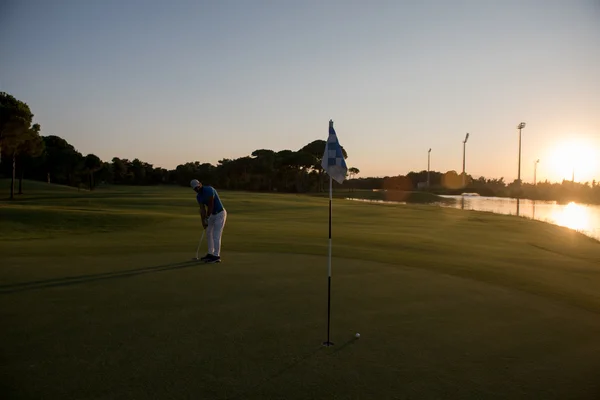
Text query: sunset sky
2 0 599 183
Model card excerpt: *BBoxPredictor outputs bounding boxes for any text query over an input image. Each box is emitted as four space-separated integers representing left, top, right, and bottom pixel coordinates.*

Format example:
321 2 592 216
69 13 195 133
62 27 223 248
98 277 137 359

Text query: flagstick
324 175 334 347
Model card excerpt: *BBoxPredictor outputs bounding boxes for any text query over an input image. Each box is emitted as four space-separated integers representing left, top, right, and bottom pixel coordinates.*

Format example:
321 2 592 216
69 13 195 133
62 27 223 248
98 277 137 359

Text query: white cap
190 179 200 189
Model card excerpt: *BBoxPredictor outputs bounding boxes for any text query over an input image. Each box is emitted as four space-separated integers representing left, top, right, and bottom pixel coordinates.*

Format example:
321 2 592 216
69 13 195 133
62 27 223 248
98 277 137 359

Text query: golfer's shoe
205 255 221 264
200 253 211 261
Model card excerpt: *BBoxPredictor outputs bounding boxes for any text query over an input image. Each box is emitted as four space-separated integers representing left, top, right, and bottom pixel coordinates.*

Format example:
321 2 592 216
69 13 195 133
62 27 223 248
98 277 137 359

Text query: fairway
2 182 600 399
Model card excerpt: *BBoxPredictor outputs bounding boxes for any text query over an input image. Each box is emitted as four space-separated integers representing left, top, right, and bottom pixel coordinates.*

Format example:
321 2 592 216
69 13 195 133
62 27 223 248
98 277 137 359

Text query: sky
1 0 599 183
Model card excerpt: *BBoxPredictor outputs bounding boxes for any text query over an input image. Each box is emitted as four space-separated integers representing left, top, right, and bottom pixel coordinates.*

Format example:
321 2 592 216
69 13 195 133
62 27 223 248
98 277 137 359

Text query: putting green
2 252 600 399
2 182 600 398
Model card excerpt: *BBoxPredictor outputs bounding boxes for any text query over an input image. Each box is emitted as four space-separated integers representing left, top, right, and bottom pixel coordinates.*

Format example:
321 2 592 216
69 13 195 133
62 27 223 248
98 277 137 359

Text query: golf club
194 230 205 260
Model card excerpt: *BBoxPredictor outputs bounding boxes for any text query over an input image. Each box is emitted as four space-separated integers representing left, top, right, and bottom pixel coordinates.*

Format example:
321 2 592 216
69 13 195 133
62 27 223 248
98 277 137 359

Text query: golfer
191 179 227 263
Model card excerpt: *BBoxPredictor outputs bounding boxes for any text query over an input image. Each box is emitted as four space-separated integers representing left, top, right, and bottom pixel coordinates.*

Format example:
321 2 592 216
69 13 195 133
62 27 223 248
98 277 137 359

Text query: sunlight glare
548 139 597 182
553 202 591 232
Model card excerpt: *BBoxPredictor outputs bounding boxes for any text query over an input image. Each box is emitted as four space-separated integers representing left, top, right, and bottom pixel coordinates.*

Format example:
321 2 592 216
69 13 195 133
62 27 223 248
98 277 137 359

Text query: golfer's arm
206 196 214 216
199 205 207 219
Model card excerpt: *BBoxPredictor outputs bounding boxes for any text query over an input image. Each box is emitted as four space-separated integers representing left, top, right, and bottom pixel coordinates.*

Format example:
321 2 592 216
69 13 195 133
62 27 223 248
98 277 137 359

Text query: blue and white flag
321 120 347 184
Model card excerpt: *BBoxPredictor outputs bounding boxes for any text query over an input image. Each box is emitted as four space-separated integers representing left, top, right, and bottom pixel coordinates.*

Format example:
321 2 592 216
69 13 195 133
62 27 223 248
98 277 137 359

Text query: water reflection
345 195 600 241
440 196 600 241
553 202 592 232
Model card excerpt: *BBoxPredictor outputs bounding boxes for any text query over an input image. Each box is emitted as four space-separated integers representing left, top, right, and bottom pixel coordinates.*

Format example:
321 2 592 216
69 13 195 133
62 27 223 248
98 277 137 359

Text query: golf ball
355 333 360 338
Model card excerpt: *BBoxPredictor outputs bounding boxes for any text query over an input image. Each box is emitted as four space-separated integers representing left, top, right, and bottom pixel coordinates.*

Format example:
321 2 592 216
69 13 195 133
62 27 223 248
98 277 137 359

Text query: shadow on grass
224 338 359 399
0 260 202 294
331 337 359 354
225 346 323 400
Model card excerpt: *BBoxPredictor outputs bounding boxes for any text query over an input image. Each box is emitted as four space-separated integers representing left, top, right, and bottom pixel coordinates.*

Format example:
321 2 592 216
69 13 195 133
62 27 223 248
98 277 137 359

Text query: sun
547 139 598 182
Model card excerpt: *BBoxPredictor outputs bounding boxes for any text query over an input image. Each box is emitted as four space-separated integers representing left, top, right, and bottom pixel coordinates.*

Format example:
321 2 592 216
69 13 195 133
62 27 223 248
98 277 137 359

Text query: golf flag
321 119 346 347
322 120 347 184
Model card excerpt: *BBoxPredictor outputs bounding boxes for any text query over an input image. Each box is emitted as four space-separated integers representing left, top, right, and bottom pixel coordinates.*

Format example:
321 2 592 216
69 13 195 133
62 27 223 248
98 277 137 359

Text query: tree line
348 170 600 204
2 91 599 204
0 92 356 197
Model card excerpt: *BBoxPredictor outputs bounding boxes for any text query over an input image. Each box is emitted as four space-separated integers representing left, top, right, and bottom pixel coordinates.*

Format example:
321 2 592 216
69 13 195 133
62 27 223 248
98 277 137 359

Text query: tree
111 157 128 184
17 123 45 194
0 92 35 199
274 150 298 191
95 161 113 184
441 170 462 190
348 167 360 179
173 161 215 187
84 154 103 190
291 151 317 192
299 140 348 192
43 136 84 186
130 158 146 184
347 167 360 192
251 149 277 191
151 167 170 184
383 175 413 191
1 93 31 163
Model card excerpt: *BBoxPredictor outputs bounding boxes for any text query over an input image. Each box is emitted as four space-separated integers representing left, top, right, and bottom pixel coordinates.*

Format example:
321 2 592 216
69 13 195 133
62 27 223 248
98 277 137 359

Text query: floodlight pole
462 133 469 187
516 122 526 217
517 122 526 186
427 148 431 187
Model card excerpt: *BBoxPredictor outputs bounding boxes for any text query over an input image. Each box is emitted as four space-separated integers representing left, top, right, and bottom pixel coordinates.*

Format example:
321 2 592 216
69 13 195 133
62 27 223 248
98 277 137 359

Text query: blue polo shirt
196 186 224 214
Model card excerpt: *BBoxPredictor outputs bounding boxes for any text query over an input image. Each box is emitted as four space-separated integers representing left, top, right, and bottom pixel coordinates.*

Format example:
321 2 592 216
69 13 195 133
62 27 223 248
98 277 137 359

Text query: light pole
517 122 526 186
462 133 469 187
427 148 431 187
534 159 539 185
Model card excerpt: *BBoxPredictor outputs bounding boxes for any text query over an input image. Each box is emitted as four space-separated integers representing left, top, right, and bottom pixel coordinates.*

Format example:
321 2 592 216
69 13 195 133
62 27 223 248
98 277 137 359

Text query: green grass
1 180 600 399
312 188 456 204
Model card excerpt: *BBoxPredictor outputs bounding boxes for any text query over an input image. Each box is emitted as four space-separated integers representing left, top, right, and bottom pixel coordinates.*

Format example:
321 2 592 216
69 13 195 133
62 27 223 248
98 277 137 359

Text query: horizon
17 131 600 185
1 0 599 183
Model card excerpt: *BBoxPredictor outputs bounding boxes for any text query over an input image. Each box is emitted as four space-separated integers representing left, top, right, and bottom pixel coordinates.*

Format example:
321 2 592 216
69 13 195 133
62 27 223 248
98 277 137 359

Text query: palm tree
348 167 360 192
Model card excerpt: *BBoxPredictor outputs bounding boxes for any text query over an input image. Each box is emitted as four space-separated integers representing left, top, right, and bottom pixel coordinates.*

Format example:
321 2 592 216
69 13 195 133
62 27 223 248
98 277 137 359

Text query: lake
439 195 600 242
346 195 600 242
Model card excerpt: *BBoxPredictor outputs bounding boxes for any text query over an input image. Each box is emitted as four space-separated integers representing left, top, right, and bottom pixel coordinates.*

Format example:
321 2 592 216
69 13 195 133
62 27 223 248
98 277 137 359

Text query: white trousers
206 210 227 257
